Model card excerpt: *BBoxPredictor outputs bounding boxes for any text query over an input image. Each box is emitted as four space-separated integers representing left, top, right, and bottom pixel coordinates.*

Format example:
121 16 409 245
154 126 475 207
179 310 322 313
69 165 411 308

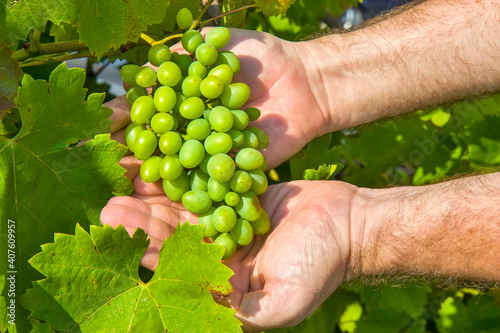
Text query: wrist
346 185 415 280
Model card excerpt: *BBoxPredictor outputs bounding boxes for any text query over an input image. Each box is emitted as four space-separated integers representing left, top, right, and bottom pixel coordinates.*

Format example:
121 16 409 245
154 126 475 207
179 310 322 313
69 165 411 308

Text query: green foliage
290 134 343 180
0 47 22 113
0 63 132 331
22 223 241 332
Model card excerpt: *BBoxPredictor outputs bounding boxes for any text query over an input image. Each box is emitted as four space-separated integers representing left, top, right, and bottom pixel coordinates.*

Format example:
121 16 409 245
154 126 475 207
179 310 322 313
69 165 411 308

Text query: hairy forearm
300 0 500 133
349 172 500 282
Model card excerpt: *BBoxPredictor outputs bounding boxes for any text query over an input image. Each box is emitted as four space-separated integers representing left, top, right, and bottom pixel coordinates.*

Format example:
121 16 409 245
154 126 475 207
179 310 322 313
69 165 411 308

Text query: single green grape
195 43 218 66
214 50 240 74
220 83 250 109
205 27 231 50
214 233 237 260
235 191 261 222
209 106 234 132
176 54 193 76
159 131 182 155
231 110 249 131
186 118 211 141
199 154 211 174
227 129 244 149
198 207 218 237
179 96 205 119
135 66 157 88
126 86 148 105
125 123 147 152
154 85 177 112
120 64 141 86
182 30 204 54
181 75 202 97
140 156 162 183
224 191 240 206
213 206 237 233
148 44 171 67
181 190 212 214
248 169 268 195
176 8 193 30
207 177 230 202
235 148 264 170
159 154 184 180
131 96 156 124
207 153 235 183
179 139 205 168
204 132 233 155
230 219 253 246
200 75 225 99
157 61 182 87
134 130 158 160
247 126 270 149
162 171 189 202
189 168 209 192
229 170 252 193
208 64 233 86
244 106 261 121
251 209 271 235
150 113 175 134
240 129 259 149
188 61 208 78
173 92 187 113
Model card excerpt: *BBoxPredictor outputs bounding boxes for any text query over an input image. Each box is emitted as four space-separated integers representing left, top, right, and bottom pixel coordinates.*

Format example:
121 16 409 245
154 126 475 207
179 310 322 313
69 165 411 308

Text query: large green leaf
5 0 79 45
77 0 171 59
23 224 242 332
0 63 132 331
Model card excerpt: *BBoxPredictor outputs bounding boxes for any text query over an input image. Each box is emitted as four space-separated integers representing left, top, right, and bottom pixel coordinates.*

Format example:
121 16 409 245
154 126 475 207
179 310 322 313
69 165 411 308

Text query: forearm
299 0 500 133
349 172 500 282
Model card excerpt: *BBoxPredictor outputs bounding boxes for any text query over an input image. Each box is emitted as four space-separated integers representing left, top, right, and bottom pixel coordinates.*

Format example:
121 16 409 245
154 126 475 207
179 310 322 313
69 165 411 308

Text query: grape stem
202 4 257 26
190 0 215 30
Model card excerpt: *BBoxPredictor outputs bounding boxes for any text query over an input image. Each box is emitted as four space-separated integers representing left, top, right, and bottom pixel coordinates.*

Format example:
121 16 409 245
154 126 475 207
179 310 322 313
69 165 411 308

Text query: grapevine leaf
0 63 132 331
360 284 431 317
437 296 469 333
222 0 254 28
24 224 242 333
463 115 500 165
77 0 171 59
290 134 342 180
406 318 427 333
0 108 21 137
5 0 79 45
338 301 362 333
355 308 409 333
254 0 296 16
0 47 23 114
303 163 344 181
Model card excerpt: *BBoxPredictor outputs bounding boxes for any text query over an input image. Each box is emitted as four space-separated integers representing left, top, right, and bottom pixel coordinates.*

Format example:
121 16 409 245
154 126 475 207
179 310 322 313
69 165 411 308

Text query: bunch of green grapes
120 8 270 259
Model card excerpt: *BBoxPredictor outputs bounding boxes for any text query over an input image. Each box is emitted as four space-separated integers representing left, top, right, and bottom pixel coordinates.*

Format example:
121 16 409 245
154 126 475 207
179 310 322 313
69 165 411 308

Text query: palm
101 180 357 331
225 29 326 168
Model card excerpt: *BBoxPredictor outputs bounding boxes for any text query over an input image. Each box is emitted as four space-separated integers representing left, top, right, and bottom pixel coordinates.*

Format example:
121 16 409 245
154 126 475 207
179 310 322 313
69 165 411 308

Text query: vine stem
202 4 257 26
13 40 88 62
190 0 215 30
152 33 184 46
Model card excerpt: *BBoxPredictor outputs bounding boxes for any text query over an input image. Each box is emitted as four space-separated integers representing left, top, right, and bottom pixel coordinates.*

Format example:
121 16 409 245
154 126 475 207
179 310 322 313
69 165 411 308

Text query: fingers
104 95 131 133
100 195 196 270
118 155 141 181
133 177 165 195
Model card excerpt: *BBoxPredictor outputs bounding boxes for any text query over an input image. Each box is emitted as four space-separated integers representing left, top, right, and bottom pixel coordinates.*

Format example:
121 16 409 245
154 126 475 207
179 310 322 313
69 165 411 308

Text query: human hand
100 180 359 331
